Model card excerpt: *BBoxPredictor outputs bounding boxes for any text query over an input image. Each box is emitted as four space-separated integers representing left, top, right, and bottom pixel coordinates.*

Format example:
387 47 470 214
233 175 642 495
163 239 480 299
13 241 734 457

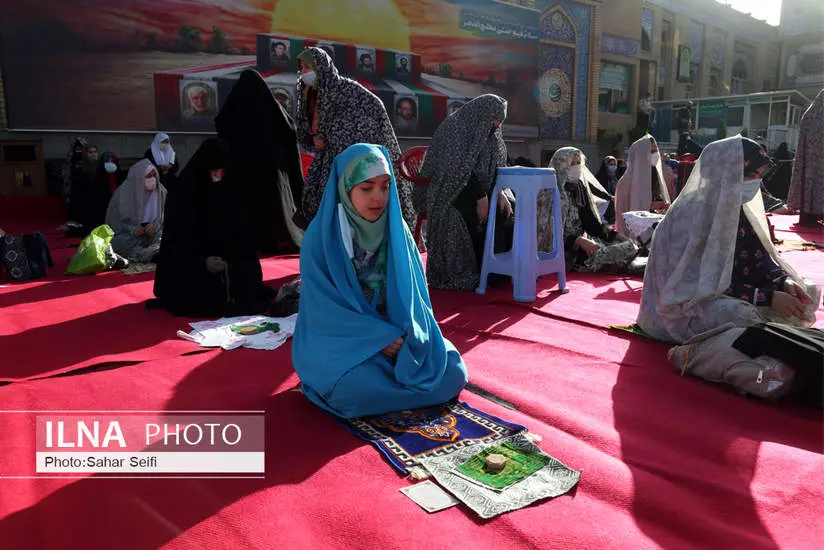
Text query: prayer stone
237 326 261 335
485 454 508 473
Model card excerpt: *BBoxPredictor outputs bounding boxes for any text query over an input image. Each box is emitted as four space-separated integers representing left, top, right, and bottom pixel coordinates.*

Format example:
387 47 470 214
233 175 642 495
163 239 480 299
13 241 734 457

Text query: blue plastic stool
476 167 568 302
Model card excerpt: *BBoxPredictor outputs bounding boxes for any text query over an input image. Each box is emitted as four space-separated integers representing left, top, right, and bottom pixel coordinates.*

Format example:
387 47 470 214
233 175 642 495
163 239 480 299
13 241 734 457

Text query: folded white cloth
622 211 665 246
179 314 298 351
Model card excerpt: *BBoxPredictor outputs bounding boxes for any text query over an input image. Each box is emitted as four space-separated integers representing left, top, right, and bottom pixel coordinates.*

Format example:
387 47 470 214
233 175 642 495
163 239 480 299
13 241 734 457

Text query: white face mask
650 152 661 166
566 164 582 182
104 162 117 174
144 177 157 192
300 71 317 86
159 143 170 152
741 179 762 202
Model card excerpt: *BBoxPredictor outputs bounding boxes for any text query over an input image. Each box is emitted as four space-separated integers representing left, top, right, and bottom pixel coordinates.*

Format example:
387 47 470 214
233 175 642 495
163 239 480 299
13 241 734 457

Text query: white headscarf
615 134 669 237
110 159 166 228
551 147 605 221
151 133 176 166
537 147 605 251
637 135 819 343
141 163 160 224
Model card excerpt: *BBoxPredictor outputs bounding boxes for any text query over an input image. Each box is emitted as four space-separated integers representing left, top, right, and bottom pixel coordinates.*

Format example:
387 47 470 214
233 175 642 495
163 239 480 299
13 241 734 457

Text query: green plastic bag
66 224 115 275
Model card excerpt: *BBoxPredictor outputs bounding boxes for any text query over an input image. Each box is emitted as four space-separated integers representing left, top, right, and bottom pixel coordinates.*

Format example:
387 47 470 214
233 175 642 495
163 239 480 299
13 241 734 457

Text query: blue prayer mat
342 401 526 474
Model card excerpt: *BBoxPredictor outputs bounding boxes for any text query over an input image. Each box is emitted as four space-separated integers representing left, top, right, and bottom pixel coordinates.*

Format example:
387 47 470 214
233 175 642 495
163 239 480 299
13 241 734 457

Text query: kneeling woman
540 147 639 273
106 159 166 263
638 136 820 343
152 138 275 317
292 144 468 418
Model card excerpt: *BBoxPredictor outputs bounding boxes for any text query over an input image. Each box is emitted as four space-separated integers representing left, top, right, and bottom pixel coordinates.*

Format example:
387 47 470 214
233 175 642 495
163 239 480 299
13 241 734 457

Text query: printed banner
1 412 267 478
0 0 539 133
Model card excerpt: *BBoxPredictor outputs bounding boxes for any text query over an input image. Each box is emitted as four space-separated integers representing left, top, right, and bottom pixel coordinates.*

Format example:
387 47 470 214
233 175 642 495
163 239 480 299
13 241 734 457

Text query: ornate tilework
538 1 591 141
558 1 591 141
601 33 640 57
541 9 576 43
539 43 575 140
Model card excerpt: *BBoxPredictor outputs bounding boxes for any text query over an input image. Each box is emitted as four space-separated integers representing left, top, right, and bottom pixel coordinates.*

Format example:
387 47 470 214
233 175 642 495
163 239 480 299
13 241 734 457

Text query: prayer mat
419 433 581 519
455 441 550 491
609 323 669 343
343 401 526 475
776 239 820 252
179 314 298 351
121 262 157 275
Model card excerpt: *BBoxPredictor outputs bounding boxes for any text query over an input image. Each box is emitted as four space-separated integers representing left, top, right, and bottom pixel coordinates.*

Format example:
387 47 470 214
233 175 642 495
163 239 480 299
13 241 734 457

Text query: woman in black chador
151 138 276 317
215 69 305 255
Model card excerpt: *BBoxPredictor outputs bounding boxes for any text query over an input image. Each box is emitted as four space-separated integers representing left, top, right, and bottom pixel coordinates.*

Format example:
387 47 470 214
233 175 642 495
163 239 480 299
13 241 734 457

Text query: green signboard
699 101 724 117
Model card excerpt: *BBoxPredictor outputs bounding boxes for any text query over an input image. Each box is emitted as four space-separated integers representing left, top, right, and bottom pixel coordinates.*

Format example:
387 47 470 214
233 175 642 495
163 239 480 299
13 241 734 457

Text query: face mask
104 162 117 174
566 164 582 182
144 177 157 192
300 71 317 86
607 165 617 174
650 152 660 166
159 143 170 152
741 179 762 202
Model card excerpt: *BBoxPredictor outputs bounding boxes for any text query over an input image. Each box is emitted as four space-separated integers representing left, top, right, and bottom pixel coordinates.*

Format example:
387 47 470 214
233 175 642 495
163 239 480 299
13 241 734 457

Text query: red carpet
0 207 822 549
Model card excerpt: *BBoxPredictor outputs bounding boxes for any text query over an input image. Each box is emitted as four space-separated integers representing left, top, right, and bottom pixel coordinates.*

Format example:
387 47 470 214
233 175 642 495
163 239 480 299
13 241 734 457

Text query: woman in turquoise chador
292 143 468 418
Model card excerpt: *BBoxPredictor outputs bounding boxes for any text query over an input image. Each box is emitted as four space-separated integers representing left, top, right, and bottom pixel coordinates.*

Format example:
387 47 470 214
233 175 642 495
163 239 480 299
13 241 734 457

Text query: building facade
595 0 783 147
778 0 824 99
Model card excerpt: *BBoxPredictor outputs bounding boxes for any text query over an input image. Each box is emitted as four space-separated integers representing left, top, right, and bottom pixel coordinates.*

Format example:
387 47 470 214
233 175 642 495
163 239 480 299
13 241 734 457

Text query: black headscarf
774 142 792 161
153 138 273 317
763 142 794 199
215 69 305 255
68 144 112 236
742 137 773 177
594 156 620 192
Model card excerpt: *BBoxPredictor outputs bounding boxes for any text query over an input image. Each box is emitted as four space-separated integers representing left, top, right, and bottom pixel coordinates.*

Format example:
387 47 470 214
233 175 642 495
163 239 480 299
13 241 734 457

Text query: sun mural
270 0 411 51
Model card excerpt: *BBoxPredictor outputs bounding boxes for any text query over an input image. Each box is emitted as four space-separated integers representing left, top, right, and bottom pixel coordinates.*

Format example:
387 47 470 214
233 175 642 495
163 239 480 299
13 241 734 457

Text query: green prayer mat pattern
456 441 549 490
419 433 581 519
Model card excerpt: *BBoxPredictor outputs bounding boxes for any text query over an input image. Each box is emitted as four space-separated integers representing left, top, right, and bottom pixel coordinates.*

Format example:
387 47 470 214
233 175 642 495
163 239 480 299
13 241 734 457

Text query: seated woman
61 137 89 205
151 138 275 317
144 133 179 191
661 152 678 196
106 159 166 263
615 135 673 238
100 152 126 193
68 143 112 237
418 94 515 291
638 136 820 344
763 142 794 200
595 155 620 195
539 147 639 273
292 143 468 419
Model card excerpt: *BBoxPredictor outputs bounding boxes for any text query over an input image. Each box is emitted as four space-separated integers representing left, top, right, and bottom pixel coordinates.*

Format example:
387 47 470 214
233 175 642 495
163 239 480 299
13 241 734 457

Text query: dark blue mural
538 0 591 141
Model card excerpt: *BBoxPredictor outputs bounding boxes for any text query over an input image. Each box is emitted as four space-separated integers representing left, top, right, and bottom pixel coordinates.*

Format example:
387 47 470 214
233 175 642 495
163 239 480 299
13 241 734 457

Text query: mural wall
0 0 540 135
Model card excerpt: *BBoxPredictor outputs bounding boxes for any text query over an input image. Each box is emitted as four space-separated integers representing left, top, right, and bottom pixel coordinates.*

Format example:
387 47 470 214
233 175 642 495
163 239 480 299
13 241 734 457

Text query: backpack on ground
0 231 54 281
